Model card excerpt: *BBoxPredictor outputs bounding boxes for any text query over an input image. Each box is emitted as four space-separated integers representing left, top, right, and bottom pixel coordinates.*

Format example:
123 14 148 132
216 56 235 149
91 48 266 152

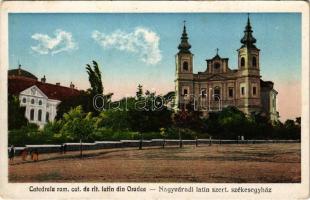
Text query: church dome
8 65 38 80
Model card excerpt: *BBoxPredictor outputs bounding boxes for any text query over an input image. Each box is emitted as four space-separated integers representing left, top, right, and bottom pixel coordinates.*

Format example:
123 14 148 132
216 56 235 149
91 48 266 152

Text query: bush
90 128 140 141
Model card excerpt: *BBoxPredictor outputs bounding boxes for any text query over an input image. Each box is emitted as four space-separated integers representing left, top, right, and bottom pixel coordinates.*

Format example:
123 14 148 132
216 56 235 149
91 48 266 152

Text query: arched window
38 109 42 121
201 89 207 98
30 109 34 121
31 99 35 104
22 98 26 103
252 57 257 67
213 87 221 101
183 61 189 71
183 89 188 96
214 63 221 73
241 57 245 67
39 100 42 105
46 112 50 122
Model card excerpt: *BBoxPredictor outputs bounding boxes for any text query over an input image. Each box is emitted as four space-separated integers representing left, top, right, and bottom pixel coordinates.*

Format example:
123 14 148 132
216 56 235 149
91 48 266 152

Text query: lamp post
79 131 83 158
208 87 213 111
139 132 143 150
179 128 182 148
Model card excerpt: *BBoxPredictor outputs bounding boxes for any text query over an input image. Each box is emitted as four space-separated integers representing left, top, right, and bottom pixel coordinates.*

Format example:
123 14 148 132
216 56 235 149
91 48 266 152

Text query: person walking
21 148 28 161
9 145 15 162
31 148 39 161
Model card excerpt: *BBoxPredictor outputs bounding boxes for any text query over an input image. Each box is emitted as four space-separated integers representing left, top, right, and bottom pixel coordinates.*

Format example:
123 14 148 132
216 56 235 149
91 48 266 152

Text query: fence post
179 129 183 148
195 136 198 147
139 133 143 150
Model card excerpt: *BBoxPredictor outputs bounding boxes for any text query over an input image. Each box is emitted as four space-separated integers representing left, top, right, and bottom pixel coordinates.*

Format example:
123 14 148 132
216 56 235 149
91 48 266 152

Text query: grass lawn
9 143 301 183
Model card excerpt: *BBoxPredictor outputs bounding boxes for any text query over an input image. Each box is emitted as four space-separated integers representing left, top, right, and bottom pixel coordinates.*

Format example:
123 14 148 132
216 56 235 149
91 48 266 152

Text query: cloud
31 29 78 55
92 27 162 65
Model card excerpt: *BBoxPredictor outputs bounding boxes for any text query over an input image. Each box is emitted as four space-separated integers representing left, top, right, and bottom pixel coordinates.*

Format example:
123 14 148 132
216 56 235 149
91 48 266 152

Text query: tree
295 117 301 126
160 127 167 148
283 119 300 140
56 90 93 119
60 106 95 157
86 60 103 96
136 84 143 100
86 60 113 114
172 109 190 147
8 94 28 130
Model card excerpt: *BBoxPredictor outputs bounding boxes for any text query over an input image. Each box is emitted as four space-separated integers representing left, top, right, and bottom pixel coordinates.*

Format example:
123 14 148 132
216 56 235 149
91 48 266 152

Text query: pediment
207 74 227 81
20 85 48 99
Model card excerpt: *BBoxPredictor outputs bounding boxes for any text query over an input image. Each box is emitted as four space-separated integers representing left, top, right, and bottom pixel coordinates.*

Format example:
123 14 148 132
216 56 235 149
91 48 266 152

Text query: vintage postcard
0 1 309 199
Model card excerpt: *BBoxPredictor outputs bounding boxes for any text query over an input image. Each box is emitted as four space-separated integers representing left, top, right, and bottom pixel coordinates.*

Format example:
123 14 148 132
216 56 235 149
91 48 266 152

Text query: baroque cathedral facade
174 16 279 121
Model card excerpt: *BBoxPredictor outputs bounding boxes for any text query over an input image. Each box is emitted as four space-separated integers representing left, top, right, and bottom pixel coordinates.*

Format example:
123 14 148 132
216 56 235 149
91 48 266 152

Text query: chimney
56 82 60 86
70 82 75 89
18 64 22 75
41 75 46 83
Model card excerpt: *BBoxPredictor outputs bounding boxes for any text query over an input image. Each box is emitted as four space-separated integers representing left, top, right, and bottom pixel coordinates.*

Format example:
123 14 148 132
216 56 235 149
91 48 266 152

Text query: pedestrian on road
9 145 15 161
21 148 28 161
31 148 39 161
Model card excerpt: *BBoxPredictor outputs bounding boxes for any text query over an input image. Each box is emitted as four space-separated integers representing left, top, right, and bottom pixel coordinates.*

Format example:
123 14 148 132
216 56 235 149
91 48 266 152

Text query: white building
9 65 80 128
19 85 61 128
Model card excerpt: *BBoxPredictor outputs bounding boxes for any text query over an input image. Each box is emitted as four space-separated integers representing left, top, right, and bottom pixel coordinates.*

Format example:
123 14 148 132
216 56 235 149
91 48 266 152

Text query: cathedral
174 16 279 121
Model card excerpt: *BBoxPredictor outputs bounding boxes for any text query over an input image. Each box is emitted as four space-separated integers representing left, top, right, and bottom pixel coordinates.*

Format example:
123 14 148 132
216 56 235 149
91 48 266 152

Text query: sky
9 13 301 121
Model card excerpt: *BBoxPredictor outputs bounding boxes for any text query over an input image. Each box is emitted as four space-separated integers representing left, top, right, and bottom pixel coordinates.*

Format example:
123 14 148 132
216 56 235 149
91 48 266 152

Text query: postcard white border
0 1 309 199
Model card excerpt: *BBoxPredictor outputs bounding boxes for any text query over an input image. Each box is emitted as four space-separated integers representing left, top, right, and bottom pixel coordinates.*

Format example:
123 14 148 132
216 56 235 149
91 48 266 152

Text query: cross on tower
18 59 21 69
183 20 186 26
216 48 219 55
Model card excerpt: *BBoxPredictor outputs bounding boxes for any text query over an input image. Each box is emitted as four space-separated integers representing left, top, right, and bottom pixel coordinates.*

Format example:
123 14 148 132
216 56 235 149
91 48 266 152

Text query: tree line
8 60 301 146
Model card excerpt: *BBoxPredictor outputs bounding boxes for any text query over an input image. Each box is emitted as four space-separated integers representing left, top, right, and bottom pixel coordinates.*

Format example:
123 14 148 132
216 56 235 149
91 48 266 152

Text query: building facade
8 66 80 128
175 17 279 120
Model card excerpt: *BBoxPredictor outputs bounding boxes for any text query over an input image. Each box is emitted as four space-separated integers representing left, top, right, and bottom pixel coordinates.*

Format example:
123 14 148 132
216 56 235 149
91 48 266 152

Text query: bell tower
175 21 194 110
237 14 261 114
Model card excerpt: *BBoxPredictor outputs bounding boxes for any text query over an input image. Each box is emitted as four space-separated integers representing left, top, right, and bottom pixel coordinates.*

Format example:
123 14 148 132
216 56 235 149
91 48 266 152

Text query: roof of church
240 14 257 48
8 66 38 80
178 21 192 54
8 76 80 101
260 79 274 88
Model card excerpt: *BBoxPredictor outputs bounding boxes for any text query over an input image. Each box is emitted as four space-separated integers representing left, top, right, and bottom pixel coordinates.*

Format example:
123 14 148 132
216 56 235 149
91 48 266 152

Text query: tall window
252 57 257 67
252 86 257 96
38 109 42 121
31 99 35 104
241 57 245 67
22 98 26 103
213 87 221 101
214 63 221 73
241 86 245 96
228 88 234 98
183 61 189 71
183 89 188 96
30 109 34 121
201 89 206 98
46 112 50 122
39 100 42 105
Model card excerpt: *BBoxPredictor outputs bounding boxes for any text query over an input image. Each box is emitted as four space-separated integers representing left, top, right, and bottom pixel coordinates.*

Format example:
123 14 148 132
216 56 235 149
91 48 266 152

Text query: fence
8 139 300 155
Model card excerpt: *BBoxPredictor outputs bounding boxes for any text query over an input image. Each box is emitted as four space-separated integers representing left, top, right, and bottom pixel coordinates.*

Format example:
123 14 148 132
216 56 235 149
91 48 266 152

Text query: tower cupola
240 14 257 48
178 21 191 53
